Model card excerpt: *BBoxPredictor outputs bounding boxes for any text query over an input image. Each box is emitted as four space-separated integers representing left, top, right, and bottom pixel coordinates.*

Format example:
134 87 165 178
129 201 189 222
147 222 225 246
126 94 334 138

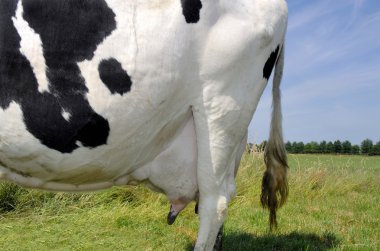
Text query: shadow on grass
186 231 339 251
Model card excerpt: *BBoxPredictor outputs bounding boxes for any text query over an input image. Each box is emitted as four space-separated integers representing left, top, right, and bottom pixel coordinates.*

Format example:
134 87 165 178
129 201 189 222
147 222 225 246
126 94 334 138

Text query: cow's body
0 0 288 250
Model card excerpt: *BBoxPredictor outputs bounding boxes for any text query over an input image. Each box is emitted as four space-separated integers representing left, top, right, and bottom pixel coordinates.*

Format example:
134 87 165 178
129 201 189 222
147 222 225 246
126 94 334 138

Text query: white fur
12 1 50 93
61 109 71 121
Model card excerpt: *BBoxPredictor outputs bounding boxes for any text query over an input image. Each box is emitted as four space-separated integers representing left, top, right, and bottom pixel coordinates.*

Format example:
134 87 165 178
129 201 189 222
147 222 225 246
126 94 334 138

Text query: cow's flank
0 1 289 250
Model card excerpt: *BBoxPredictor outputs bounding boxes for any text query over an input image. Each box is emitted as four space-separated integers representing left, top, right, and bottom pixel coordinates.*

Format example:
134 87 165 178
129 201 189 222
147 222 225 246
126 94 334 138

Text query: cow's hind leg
191 11 266 249
192 103 248 251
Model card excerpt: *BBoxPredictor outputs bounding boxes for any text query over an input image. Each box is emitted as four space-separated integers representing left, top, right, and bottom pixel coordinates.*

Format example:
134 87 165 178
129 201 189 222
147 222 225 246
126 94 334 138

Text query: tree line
250 139 380 155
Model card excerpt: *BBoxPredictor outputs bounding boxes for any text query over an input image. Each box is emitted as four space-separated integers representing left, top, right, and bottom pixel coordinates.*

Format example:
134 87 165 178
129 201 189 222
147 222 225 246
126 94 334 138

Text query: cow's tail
260 46 289 231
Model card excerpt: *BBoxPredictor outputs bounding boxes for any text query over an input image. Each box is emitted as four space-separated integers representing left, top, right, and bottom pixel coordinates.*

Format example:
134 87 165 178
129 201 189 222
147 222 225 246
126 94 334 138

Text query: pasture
0 154 379 250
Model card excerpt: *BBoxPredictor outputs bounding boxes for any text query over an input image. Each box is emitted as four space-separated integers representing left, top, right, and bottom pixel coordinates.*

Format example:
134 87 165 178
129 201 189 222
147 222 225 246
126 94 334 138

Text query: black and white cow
0 0 289 250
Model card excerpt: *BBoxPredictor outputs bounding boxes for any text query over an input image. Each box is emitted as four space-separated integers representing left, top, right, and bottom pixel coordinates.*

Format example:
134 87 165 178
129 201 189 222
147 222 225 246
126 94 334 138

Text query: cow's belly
0 102 196 191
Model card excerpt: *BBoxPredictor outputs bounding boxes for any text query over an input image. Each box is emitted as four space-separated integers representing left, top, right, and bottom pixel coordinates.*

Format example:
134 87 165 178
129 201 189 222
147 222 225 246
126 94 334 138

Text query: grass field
0 154 379 250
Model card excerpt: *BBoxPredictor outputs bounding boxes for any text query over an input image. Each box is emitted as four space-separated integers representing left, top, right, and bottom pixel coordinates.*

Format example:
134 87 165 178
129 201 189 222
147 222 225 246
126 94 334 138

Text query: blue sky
248 0 380 145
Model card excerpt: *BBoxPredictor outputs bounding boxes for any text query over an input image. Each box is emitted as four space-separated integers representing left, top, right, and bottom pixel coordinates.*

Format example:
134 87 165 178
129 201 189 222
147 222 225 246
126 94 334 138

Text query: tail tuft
260 45 289 231
261 149 288 230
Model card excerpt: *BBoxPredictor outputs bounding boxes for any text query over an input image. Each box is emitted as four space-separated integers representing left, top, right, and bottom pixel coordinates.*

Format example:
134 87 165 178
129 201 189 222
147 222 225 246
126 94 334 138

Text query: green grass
0 154 379 250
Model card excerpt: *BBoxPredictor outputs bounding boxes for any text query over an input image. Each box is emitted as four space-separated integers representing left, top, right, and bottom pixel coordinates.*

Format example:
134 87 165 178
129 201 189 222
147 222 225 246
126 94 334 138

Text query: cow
0 0 289 250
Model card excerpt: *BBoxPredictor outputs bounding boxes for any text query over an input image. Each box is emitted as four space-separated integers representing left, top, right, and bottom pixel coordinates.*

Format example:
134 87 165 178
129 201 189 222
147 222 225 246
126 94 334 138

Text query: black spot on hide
99 58 132 95
263 45 280 80
0 0 117 153
180 0 202 23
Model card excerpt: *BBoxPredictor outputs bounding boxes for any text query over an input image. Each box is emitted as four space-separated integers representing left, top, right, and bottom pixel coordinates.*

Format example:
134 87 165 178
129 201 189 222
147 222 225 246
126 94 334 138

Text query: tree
326 141 334 154
305 141 320 154
293 142 304 154
361 139 373 155
351 145 360 155
320 140 327 154
342 140 352 154
304 143 311 154
291 142 298 153
285 141 292 153
371 141 380 155
333 140 342 154
310 141 320 153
